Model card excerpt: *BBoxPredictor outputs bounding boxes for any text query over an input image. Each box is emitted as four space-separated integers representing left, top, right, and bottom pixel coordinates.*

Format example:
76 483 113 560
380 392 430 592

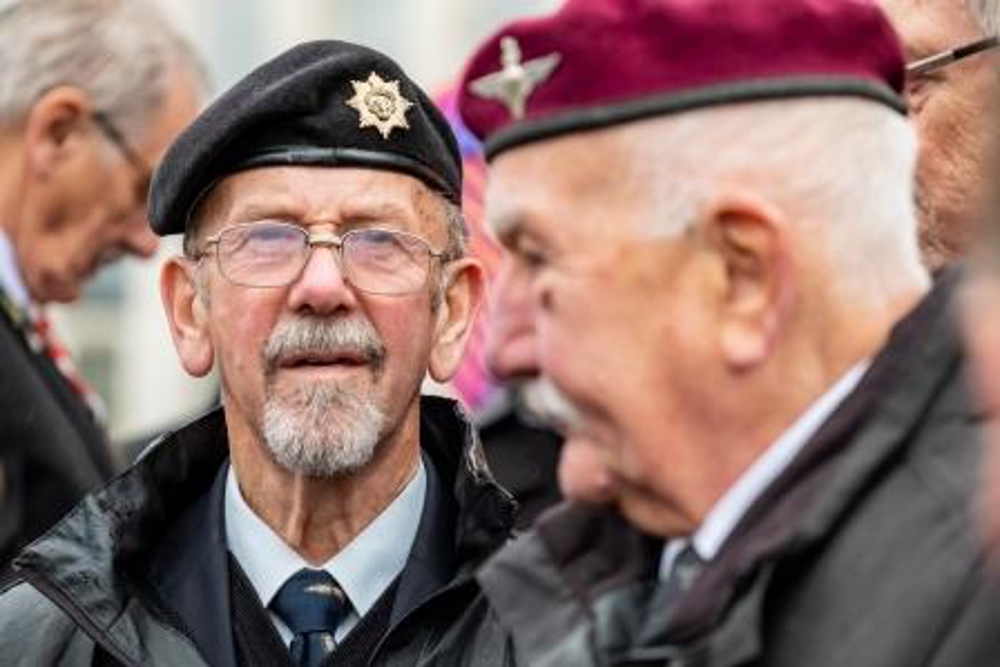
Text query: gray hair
968 0 999 36
0 0 207 142
617 98 929 306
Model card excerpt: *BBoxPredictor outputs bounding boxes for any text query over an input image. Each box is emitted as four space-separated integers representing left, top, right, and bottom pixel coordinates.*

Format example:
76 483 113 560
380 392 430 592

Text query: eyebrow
488 208 524 241
227 201 300 223
339 200 417 226
227 200 418 227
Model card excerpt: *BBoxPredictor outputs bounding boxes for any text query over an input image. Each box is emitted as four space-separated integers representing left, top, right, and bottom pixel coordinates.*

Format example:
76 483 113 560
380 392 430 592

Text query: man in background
879 0 998 266
0 0 205 571
458 0 1000 663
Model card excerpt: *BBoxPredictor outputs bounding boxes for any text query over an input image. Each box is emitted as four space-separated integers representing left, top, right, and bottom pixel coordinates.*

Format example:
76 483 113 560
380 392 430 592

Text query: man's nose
124 216 159 259
286 245 359 315
485 260 539 381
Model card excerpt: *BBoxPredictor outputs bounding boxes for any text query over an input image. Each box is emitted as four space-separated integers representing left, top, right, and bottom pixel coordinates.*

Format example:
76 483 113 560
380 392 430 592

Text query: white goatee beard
260 316 388 477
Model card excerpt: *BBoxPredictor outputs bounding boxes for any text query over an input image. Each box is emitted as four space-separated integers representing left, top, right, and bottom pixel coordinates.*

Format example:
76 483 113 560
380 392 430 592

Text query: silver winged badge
470 36 561 120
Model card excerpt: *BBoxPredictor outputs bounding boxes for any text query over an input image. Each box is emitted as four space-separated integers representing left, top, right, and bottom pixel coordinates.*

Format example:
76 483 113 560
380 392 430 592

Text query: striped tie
0 287 106 424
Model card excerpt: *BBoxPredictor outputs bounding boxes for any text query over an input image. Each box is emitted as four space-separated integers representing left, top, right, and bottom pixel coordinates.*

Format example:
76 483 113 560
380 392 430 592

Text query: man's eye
520 248 548 269
513 238 548 270
905 71 943 105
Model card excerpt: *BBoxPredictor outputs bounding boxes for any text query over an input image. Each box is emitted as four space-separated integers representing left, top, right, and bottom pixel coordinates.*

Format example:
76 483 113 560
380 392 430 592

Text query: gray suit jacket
0 298 113 572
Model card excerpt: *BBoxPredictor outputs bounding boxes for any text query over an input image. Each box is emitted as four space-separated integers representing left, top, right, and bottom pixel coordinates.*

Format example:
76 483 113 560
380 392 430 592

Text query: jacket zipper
20 569 139 667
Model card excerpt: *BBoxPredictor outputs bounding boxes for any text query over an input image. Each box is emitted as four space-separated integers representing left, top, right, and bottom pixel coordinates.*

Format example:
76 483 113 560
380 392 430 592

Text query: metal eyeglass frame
92 111 152 198
195 221 447 293
906 35 999 76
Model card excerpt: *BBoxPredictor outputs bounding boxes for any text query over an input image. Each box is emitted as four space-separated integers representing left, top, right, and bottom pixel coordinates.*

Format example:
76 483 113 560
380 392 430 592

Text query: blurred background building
51 0 560 446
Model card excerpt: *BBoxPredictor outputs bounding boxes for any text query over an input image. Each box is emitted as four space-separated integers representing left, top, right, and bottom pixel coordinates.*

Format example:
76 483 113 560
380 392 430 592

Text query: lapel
146 461 237 667
0 289 112 479
388 396 517 628
388 449 458 628
649 269 969 666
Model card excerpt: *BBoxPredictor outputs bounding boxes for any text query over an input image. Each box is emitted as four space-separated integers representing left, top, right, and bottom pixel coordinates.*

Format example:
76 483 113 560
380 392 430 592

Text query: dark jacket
0 395 517 667
0 293 114 574
477 269 1000 667
477 391 563 531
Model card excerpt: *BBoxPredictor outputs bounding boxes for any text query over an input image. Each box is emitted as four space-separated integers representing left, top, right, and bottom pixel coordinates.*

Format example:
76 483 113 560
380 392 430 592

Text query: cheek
373 302 436 379
211 291 282 388
916 91 980 173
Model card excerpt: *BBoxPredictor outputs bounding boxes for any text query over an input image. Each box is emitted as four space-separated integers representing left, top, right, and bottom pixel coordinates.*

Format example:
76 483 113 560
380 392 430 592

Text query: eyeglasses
92 111 152 203
906 35 999 76
195 221 446 294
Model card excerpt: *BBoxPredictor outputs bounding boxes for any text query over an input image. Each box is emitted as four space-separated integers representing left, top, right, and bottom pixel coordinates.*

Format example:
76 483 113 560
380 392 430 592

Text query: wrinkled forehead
193 165 446 234
876 0 983 57
484 124 652 243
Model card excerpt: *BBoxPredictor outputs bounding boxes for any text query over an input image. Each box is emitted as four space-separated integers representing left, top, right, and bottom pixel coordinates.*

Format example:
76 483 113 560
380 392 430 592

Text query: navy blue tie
270 569 350 667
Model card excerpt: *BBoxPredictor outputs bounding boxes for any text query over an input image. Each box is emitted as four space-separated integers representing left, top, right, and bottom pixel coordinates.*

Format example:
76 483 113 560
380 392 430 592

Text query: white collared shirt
0 229 31 312
660 362 869 580
225 459 427 645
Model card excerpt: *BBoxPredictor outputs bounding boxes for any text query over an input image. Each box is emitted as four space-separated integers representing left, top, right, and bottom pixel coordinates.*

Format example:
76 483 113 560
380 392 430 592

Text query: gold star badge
470 36 561 120
345 72 414 139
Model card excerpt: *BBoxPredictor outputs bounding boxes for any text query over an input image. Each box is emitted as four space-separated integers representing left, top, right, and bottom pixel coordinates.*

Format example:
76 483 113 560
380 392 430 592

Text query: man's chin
37 279 82 305
557 437 619 505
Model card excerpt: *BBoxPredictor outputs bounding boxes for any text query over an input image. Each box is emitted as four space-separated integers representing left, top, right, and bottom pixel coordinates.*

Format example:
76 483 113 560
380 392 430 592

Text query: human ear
160 256 215 377
705 195 794 370
428 258 486 382
22 86 91 179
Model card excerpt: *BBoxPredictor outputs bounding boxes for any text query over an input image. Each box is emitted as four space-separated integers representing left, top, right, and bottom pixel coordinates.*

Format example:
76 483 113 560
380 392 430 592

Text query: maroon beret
458 0 906 160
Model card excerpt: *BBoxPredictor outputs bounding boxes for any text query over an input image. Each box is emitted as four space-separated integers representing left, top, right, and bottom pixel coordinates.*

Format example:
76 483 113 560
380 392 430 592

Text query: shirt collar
224 458 427 617
0 229 31 312
660 361 868 579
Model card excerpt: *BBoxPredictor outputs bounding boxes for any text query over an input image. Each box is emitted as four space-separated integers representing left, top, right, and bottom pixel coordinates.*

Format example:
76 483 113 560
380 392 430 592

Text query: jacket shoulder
0 581 95 666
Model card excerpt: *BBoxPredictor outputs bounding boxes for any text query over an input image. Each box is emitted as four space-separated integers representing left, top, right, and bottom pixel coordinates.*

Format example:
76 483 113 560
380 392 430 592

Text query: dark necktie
270 569 350 667
661 543 705 601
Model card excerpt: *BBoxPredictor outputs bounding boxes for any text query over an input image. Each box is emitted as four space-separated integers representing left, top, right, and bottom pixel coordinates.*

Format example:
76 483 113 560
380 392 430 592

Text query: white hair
968 0 999 36
0 0 207 142
617 97 930 306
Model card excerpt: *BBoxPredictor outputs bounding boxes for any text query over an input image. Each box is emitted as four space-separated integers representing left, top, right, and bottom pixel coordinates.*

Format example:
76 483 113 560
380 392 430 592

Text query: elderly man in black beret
0 41 516 667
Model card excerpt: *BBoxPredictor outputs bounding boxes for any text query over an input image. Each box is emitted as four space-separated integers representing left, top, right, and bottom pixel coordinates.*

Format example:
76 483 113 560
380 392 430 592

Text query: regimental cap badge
469 36 561 120
346 72 414 139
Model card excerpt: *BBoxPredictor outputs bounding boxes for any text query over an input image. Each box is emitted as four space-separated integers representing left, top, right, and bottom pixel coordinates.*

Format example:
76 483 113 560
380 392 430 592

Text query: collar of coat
479 265 976 664
11 394 516 659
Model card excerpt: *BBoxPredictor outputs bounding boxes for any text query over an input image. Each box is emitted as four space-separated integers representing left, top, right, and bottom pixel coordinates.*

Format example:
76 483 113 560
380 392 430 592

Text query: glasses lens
218 223 307 287
343 229 432 294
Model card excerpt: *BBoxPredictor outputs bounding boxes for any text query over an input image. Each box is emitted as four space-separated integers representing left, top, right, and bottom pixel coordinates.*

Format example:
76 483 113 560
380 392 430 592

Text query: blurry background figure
964 259 1000 549
878 0 999 268
459 0 1000 663
437 87 563 529
0 0 206 573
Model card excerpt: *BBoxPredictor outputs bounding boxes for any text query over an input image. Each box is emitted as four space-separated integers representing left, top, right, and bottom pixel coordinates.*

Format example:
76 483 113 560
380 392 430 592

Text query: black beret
149 40 462 236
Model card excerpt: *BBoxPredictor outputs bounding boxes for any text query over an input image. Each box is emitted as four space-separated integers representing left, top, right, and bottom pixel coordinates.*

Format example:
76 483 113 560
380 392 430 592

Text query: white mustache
263 316 386 375
522 376 585 433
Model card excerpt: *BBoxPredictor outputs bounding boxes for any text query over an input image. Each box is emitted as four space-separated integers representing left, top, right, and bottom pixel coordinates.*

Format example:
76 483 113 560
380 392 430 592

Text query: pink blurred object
436 87 502 413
